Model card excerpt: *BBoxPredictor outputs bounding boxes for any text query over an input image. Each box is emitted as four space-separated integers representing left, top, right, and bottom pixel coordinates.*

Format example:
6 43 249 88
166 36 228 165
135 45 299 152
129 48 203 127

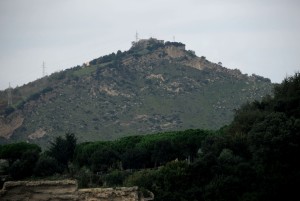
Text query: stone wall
0 180 151 201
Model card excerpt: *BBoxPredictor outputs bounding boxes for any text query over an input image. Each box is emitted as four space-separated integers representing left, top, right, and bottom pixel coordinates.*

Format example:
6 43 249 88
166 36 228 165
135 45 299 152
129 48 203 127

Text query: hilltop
0 38 273 147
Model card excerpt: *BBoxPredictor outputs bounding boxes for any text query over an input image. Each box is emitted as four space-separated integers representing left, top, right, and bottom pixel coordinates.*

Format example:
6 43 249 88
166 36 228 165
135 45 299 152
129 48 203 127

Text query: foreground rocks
0 180 152 201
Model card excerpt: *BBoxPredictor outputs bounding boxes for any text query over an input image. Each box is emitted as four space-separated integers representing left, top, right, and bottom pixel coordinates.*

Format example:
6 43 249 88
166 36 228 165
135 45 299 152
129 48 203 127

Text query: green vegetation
48 133 77 172
1 73 299 201
0 142 41 181
165 41 185 47
73 129 210 172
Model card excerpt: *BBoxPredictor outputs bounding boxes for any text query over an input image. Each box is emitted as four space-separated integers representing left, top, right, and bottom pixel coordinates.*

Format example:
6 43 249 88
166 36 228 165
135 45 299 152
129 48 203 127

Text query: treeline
74 129 209 172
0 73 299 201
0 130 210 187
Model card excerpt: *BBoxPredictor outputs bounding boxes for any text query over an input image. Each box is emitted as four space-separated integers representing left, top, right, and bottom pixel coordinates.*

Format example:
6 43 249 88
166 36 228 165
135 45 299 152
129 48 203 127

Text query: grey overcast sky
0 0 299 90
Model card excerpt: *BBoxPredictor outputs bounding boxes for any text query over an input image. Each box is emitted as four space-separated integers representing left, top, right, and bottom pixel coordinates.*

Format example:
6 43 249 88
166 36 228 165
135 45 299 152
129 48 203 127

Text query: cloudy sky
0 0 299 90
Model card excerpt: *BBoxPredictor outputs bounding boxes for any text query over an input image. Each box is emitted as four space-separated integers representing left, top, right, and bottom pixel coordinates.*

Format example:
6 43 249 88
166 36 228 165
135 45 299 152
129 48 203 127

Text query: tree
151 139 176 167
90 147 119 173
0 142 41 165
34 154 62 177
154 161 190 201
48 133 77 172
0 143 41 180
273 72 300 118
9 149 40 180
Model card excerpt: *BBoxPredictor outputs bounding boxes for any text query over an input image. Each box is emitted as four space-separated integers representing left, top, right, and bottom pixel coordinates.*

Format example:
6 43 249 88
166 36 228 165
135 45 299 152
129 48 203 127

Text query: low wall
0 180 150 201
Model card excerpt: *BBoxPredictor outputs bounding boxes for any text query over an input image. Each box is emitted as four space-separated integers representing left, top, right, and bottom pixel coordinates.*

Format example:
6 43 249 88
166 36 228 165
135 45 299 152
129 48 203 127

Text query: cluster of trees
0 142 41 180
0 133 76 183
0 130 208 186
74 129 209 172
165 41 185 48
90 50 124 66
0 73 299 201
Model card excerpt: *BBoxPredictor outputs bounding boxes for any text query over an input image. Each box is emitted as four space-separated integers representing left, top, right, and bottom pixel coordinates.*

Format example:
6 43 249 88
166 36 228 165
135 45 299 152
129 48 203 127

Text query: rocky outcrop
0 180 150 201
28 128 47 140
165 45 186 58
0 112 24 139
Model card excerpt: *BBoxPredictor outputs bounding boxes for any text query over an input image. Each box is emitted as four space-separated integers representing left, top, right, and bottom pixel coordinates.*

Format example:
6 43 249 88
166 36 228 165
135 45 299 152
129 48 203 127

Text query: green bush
103 170 130 187
34 155 62 177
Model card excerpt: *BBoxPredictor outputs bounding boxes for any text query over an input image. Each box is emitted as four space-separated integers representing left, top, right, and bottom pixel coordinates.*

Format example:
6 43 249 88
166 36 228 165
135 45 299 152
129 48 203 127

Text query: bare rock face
0 180 149 201
0 112 24 139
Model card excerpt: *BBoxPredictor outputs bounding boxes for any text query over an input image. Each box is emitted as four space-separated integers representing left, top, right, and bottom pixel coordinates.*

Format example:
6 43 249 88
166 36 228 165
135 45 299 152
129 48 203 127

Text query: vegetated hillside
0 38 273 147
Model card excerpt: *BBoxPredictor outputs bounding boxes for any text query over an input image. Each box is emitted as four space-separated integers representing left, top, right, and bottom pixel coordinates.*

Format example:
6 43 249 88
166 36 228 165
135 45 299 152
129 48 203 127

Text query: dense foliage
0 142 41 180
73 129 209 172
0 133 76 183
0 73 299 201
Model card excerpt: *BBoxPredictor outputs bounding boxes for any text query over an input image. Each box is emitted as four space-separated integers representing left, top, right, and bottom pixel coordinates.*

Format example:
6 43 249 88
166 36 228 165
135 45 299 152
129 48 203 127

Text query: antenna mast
42 61 46 77
135 31 139 42
7 83 12 106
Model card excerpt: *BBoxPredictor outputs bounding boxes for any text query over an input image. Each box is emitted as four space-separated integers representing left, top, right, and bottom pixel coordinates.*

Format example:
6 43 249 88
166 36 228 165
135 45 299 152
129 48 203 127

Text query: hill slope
0 38 273 146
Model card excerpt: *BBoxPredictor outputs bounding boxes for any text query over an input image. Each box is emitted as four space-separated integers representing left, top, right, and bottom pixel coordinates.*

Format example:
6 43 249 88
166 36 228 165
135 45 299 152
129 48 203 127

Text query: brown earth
0 112 24 139
0 180 153 201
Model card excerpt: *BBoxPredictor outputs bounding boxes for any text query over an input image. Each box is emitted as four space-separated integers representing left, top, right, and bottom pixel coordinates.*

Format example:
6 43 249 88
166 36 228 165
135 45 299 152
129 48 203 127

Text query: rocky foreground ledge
0 180 153 201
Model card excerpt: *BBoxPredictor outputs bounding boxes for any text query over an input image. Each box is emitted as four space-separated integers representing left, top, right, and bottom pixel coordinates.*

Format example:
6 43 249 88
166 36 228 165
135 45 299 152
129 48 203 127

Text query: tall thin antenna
173 36 175 42
42 61 46 77
7 82 12 106
135 31 139 42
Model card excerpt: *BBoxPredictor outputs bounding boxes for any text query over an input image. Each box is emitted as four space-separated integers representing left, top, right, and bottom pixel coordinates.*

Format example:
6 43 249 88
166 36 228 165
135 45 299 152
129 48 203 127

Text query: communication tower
42 61 46 77
135 31 139 42
7 83 12 106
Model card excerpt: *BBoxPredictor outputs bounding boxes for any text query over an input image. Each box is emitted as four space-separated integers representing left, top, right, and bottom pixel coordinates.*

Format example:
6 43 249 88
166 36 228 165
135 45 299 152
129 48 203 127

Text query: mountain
0 38 273 147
